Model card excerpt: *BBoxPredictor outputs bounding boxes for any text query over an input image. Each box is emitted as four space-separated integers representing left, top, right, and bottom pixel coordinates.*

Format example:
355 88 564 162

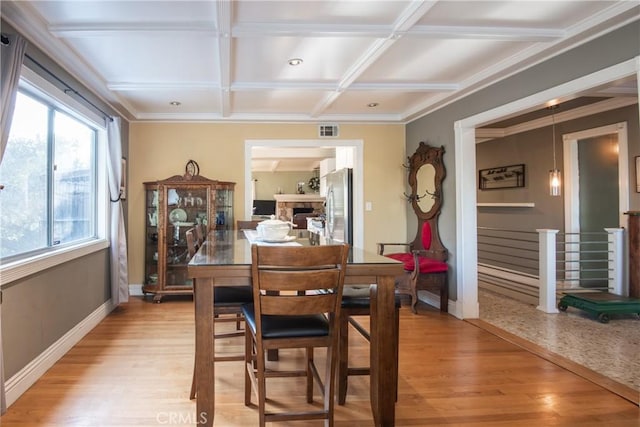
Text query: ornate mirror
416 163 436 214
406 142 445 220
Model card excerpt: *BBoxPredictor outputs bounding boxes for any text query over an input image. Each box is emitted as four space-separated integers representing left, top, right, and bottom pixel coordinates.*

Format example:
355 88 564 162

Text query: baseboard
417 289 459 317
5 299 114 408
478 263 540 305
129 283 144 296
417 289 440 309
478 263 538 286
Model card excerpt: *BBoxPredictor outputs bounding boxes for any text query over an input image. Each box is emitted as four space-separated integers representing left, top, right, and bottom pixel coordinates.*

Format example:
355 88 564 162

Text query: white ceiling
3 0 638 126
251 146 334 172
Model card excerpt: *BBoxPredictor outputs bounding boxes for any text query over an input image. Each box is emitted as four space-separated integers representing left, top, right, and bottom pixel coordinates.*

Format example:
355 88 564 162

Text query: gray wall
406 21 640 300
477 104 639 231
2 251 110 377
1 20 127 378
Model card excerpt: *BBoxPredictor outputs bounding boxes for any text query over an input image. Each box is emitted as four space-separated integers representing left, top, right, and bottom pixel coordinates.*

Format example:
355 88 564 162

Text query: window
0 89 99 261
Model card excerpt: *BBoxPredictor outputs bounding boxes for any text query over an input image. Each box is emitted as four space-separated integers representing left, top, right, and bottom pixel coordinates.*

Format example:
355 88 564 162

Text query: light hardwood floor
2 296 638 426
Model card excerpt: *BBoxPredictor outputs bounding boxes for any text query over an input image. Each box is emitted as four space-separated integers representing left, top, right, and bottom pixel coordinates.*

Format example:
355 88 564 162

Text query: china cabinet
143 167 234 302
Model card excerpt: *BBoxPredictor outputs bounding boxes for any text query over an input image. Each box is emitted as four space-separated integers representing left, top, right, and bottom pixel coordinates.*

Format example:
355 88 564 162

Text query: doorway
563 123 629 287
243 139 364 249
453 58 638 319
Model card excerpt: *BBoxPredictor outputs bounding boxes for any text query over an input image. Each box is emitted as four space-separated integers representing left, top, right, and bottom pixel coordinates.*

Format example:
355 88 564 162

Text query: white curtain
0 32 27 415
0 34 26 160
107 117 129 305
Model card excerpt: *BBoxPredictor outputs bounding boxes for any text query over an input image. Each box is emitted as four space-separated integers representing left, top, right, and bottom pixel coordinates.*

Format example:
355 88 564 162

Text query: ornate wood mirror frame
406 142 447 256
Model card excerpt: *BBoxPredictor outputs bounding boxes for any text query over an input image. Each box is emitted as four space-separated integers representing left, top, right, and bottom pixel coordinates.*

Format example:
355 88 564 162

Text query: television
252 199 276 216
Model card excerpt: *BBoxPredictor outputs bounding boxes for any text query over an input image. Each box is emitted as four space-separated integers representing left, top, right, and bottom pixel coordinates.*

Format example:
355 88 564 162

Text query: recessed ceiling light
288 58 303 66
367 102 379 108
169 101 181 106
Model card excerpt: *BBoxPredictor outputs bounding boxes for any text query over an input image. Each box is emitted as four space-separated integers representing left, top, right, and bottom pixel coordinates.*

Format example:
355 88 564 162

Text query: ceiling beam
215 0 232 118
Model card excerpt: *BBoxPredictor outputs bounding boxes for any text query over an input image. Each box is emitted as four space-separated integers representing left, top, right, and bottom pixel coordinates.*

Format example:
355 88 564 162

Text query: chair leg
409 273 419 314
257 345 267 427
440 273 449 313
244 328 253 406
337 311 350 405
306 347 314 403
190 353 197 399
338 306 400 405
324 345 337 427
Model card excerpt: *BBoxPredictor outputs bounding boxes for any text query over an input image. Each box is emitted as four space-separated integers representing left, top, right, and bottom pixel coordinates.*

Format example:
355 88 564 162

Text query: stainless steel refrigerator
325 168 353 245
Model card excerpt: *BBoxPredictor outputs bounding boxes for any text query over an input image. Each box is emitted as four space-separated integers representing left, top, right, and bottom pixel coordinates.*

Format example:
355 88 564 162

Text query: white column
605 228 625 296
537 229 559 314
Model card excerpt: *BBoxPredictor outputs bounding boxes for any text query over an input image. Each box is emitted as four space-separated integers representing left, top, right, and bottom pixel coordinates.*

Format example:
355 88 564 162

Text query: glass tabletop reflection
188 229 403 267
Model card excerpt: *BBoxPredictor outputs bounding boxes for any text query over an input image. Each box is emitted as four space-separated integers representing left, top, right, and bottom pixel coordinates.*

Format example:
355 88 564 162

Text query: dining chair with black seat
187 228 253 400
337 285 401 405
242 243 349 427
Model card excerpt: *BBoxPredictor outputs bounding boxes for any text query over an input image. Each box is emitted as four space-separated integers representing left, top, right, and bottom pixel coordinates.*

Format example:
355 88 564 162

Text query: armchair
378 219 448 313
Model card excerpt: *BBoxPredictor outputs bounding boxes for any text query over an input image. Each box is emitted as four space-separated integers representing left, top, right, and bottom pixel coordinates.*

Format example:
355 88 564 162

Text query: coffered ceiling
3 0 638 124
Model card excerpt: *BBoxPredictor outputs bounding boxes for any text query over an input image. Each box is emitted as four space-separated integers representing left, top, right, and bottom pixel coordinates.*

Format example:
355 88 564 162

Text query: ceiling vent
318 124 339 138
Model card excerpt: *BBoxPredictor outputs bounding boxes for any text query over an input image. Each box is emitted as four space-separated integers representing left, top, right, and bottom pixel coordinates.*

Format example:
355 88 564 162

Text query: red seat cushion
386 252 448 273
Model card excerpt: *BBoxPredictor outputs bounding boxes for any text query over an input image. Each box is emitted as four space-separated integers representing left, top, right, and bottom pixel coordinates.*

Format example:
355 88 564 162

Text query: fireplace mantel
274 194 325 203
273 194 325 222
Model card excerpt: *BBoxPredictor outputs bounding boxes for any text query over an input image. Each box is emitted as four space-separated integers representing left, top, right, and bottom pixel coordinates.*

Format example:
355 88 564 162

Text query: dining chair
194 222 205 246
187 229 253 400
243 243 349 426
337 285 401 405
186 227 199 260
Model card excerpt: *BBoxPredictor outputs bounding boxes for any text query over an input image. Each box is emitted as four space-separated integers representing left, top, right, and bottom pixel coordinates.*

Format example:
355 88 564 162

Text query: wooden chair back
250 244 349 321
194 223 205 245
186 228 198 259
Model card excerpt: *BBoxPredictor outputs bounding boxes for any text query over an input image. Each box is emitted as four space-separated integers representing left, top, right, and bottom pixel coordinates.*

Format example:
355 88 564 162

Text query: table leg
369 275 398 426
195 277 215 426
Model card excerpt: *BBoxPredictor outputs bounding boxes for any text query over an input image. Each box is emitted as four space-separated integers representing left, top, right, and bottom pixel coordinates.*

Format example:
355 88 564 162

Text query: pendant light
548 104 561 196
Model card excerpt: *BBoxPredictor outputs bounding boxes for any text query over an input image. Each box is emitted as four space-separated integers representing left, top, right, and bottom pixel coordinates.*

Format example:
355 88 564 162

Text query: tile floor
478 288 640 392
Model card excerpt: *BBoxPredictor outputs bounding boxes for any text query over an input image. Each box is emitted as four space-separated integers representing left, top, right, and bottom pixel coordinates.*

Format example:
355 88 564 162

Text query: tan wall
253 171 317 199
128 122 407 284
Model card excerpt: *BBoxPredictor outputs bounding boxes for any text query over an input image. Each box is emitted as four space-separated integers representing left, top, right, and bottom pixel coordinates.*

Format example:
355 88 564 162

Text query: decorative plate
169 208 187 223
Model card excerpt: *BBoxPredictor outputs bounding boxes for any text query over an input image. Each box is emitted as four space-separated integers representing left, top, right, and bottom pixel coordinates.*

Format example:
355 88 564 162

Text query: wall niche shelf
477 202 535 208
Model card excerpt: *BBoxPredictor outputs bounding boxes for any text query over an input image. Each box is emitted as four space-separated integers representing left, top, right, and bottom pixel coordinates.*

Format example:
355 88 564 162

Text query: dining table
187 229 405 426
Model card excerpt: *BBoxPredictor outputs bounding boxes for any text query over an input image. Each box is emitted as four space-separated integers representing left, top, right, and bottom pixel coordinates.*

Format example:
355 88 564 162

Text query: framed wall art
479 163 525 190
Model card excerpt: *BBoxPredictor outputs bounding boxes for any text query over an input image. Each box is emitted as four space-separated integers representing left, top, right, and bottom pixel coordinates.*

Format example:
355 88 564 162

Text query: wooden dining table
187 229 405 426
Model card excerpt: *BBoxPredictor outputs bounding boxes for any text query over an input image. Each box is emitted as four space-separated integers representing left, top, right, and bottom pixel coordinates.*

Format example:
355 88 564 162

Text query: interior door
577 134 619 287
563 122 629 289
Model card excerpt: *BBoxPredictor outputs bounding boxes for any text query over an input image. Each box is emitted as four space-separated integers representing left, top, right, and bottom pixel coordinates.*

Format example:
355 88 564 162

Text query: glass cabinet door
163 185 209 288
215 183 234 231
144 187 159 286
